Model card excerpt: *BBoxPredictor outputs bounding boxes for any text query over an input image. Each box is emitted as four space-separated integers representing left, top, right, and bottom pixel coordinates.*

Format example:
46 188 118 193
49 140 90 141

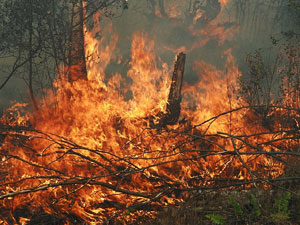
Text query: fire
0 0 297 224
219 0 230 7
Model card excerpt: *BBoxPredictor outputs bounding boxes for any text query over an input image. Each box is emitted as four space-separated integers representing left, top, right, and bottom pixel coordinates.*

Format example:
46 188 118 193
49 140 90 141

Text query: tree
0 0 126 109
0 0 69 110
68 0 87 82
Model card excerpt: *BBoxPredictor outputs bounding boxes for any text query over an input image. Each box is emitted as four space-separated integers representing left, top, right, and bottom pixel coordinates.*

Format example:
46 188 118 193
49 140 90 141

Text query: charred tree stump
68 1 87 82
164 52 186 125
152 52 186 127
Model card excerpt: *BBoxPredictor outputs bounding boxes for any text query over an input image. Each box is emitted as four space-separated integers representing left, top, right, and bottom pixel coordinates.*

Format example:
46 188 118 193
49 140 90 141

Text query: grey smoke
0 0 297 112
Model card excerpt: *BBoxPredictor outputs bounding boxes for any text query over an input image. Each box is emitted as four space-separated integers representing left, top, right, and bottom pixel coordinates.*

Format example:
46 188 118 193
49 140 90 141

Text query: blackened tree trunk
163 52 186 125
151 52 186 128
68 0 87 82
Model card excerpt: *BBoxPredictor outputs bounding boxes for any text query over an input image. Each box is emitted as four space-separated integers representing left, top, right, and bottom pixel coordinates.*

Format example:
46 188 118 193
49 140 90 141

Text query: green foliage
271 192 291 222
250 194 261 218
228 194 243 217
150 191 298 225
205 214 225 225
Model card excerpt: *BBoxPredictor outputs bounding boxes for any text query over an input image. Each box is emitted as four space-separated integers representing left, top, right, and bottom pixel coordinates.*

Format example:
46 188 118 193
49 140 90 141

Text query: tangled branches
0 105 300 224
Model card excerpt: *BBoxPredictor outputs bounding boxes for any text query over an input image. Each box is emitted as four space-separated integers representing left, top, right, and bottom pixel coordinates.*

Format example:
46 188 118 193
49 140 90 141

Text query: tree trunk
151 52 186 127
28 0 39 111
164 52 186 125
68 0 87 82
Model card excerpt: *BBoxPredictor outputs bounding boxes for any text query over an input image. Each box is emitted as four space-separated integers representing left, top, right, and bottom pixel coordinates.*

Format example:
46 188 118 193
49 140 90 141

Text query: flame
182 49 240 129
0 0 295 223
219 0 230 7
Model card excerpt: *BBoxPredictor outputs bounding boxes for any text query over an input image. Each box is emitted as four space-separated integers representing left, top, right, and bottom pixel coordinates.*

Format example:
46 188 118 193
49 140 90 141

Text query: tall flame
0 0 295 223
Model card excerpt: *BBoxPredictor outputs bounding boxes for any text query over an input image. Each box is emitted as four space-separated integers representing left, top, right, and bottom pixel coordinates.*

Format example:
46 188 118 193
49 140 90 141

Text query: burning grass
0 103 300 224
0 2 300 223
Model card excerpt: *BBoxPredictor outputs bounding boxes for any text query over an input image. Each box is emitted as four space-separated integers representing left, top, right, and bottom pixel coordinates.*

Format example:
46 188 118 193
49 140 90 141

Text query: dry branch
1 105 300 223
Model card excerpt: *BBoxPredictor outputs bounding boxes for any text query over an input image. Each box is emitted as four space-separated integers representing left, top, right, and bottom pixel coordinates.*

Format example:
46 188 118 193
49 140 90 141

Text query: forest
0 0 300 224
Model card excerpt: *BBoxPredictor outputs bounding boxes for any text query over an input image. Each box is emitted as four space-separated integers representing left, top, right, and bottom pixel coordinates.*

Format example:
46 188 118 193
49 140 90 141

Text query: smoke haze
0 0 298 111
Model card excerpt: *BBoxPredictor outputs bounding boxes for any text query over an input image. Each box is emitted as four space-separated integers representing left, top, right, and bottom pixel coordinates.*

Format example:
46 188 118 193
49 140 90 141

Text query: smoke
0 61 27 112
0 0 298 111
103 0 297 85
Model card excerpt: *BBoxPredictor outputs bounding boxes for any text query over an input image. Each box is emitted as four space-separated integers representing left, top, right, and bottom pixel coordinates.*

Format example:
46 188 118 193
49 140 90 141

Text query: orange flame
0 1 293 223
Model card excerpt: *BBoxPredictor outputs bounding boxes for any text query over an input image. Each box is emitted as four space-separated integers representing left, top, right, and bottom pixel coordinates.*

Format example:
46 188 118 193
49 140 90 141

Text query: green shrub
271 192 291 223
228 194 243 217
205 214 225 225
250 193 261 218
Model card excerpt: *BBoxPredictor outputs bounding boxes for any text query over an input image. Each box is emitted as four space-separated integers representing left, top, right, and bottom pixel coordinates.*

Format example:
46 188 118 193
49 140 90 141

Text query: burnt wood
160 52 186 126
68 1 87 82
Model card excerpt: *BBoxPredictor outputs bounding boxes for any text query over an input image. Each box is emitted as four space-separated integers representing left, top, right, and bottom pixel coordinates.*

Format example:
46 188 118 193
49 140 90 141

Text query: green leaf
228 194 243 216
250 194 261 218
205 214 225 225
273 192 291 216
271 192 291 222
